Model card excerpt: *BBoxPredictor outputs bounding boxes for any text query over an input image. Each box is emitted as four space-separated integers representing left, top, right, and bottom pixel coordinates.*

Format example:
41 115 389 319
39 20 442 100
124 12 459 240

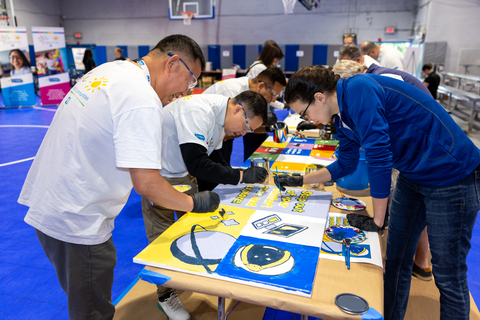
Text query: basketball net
181 11 194 25
282 0 296 14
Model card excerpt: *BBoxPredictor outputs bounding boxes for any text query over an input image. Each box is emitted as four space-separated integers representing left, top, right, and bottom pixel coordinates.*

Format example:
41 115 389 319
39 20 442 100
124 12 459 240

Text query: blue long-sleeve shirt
326 74 480 198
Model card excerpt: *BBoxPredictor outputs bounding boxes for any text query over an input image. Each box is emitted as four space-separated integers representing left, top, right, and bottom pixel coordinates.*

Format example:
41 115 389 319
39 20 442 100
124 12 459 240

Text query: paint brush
343 238 351 270
339 189 346 199
275 166 283 201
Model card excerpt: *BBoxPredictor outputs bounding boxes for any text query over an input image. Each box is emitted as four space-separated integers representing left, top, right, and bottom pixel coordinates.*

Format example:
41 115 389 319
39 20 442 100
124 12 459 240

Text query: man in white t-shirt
202 67 286 170
338 44 380 68
18 35 220 320
361 41 405 71
142 91 268 306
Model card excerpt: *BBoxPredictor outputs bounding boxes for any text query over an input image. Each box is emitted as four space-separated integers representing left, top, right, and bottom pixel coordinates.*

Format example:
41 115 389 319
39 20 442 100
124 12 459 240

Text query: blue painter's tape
138 268 172 285
113 276 139 305
361 308 383 320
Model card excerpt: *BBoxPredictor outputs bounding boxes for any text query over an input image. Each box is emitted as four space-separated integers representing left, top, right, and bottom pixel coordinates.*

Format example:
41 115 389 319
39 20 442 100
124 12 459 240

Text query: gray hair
332 60 368 78
339 44 361 61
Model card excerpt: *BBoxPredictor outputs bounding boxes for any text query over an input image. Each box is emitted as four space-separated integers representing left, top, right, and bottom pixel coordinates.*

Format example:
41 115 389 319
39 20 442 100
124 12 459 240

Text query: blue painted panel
138 45 150 58
233 45 246 70
28 45 35 67
96 46 108 66
285 45 299 72
259 44 262 54
208 45 221 70
117 45 128 58
313 45 328 66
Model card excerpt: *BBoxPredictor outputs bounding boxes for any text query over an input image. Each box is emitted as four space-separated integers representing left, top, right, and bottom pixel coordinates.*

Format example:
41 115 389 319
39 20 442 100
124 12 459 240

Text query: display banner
72 47 86 70
32 27 69 105
0 26 35 108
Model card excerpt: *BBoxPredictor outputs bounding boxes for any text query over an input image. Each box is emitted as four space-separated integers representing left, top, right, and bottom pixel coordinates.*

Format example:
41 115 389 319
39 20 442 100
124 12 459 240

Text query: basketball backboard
169 0 215 20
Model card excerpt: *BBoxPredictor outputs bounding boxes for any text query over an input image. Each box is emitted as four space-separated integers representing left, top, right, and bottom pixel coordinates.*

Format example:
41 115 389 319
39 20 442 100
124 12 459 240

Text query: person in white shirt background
338 44 379 68
18 34 220 320
361 41 405 71
142 91 268 320
202 67 286 173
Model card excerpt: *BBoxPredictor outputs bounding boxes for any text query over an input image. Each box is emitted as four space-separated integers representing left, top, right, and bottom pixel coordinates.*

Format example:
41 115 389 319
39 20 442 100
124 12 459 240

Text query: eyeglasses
259 81 280 98
299 97 315 121
167 52 197 90
238 101 254 133
9 56 22 60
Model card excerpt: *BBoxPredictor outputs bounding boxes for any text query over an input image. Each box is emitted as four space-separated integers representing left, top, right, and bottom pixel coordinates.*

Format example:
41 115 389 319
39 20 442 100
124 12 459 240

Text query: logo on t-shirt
195 134 205 141
84 76 108 93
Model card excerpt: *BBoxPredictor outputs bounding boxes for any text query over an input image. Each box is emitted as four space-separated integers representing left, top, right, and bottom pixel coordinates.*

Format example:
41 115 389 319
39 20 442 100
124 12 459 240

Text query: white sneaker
158 292 191 320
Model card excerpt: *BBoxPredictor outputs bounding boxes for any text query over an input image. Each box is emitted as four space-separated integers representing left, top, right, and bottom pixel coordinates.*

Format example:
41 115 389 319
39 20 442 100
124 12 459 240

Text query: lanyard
137 60 150 84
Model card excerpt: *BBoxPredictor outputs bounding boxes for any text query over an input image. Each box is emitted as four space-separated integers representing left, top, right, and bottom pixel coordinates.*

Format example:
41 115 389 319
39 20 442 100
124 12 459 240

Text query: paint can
305 164 324 188
272 121 288 143
251 157 270 170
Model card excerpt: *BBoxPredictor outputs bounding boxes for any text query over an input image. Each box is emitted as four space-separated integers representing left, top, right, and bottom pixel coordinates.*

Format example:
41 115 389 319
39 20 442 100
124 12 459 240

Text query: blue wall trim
233 45 246 70
285 45 299 72
208 45 221 70
313 45 328 66
117 45 128 58
96 46 108 66
138 46 150 58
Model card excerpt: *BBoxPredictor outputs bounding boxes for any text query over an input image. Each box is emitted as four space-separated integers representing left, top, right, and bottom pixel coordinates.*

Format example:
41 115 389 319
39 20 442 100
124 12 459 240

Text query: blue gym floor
1 99 480 319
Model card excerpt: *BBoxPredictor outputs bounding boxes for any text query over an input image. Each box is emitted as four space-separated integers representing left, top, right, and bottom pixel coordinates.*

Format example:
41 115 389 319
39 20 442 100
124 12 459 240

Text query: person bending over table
141 91 268 320
275 65 480 320
202 67 286 173
18 34 220 320
332 59 435 281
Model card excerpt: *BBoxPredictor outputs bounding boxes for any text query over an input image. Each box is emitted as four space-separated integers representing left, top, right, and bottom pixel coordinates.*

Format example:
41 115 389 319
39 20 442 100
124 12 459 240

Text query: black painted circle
335 293 369 315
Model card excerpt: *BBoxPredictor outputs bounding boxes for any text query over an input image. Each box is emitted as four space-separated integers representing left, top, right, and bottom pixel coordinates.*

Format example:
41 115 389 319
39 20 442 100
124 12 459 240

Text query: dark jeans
35 229 116 320
384 170 480 320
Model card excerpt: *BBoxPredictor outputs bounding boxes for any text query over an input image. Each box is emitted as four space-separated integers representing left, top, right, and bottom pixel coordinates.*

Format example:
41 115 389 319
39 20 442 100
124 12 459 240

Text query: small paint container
251 157 270 170
272 121 288 143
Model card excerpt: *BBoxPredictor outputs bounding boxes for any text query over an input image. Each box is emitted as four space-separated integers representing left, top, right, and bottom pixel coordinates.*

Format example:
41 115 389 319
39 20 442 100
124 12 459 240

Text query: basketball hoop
282 0 296 14
180 11 194 25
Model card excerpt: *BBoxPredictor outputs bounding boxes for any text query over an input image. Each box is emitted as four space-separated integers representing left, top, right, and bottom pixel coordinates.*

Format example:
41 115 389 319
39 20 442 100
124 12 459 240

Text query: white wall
9 0 61 44
58 0 417 46
421 0 480 74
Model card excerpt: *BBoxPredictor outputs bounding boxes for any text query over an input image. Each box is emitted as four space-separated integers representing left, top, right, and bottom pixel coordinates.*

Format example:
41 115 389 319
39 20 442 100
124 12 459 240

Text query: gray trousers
35 229 116 320
141 174 198 298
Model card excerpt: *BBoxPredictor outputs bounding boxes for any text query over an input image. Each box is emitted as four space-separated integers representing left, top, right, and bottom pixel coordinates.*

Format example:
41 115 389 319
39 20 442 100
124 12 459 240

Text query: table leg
218 296 226 320
300 315 308 320
469 101 476 132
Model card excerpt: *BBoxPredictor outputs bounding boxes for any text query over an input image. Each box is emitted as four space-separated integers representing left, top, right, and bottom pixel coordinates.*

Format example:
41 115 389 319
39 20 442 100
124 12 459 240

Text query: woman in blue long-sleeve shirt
276 65 480 320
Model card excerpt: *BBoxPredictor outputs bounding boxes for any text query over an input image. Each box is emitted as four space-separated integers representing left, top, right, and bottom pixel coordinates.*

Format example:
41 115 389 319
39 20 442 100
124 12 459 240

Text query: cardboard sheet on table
240 209 327 247
134 205 256 274
320 212 383 268
313 144 336 151
315 139 339 146
271 161 307 172
310 150 335 158
281 148 312 156
248 152 280 163
286 142 315 150
215 235 319 295
255 146 284 154
214 184 332 219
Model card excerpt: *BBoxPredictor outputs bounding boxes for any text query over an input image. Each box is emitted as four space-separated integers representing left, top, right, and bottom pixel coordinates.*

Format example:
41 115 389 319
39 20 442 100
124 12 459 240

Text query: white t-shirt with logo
19 61 163 245
160 94 228 178
363 55 379 68
202 76 249 97
246 61 267 79
378 45 405 71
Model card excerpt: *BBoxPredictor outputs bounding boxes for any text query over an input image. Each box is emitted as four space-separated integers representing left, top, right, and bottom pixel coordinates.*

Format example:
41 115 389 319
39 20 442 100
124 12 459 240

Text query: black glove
266 112 278 126
190 191 220 213
264 125 273 133
347 214 383 232
274 174 303 191
242 167 268 183
296 121 317 131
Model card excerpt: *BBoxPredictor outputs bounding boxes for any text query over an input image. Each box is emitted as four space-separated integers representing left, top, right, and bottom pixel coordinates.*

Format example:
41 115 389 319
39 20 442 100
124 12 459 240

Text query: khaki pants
141 174 198 298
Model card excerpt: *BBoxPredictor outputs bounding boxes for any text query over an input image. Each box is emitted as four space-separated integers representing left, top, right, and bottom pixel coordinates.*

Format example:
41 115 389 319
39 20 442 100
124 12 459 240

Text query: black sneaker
412 263 432 281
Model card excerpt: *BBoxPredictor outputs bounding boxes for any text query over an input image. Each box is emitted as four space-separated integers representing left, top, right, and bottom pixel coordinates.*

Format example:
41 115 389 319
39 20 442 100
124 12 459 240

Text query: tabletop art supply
325 225 367 244
251 157 270 186
332 197 366 211
335 293 369 315
272 121 288 143
305 164 320 188
343 238 351 269
172 184 192 193
219 208 228 220
275 166 283 201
